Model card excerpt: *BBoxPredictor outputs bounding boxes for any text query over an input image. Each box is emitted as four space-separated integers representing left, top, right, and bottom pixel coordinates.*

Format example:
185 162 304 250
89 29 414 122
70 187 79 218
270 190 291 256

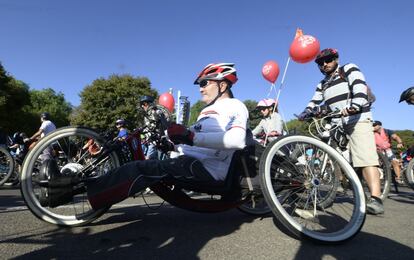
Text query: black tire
20 126 120 226
260 135 366 244
375 151 392 201
404 159 414 190
237 193 271 216
0 146 15 186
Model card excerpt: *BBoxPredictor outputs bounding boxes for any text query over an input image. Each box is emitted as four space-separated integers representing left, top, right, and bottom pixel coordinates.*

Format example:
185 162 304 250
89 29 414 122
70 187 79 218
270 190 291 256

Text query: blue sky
0 0 413 130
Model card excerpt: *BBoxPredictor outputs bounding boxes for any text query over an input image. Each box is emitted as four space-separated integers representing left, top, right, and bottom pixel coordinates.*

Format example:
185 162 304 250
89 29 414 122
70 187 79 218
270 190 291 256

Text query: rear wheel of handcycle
0 146 15 186
260 135 366 244
20 126 121 226
373 151 391 201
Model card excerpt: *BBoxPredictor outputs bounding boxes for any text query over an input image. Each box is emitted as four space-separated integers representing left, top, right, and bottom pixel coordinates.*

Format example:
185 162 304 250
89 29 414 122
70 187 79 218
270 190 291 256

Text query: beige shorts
344 120 379 168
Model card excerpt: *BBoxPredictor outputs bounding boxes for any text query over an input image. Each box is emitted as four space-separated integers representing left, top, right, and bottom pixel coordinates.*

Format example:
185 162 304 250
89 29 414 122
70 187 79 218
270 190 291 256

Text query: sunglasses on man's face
199 80 209 88
316 57 335 66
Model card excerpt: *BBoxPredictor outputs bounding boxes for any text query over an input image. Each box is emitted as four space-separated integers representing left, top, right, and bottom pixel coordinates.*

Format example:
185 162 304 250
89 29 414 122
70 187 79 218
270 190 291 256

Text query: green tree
25 88 73 131
0 63 31 134
188 100 204 125
394 130 414 154
244 100 261 129
71 74 158 130
285 119 309 135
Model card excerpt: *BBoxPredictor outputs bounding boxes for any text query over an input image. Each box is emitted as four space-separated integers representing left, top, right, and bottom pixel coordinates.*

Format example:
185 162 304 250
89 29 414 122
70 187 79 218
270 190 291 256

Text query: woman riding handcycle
20 63 366 243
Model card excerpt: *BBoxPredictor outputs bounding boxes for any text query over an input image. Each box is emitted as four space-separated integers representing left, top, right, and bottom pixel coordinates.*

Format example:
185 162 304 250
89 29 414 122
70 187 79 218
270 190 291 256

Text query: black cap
373 120 382 126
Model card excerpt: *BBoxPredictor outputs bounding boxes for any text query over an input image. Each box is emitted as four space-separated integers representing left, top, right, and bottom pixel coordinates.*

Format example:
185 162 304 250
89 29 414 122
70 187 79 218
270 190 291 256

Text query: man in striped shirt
302 48 384 215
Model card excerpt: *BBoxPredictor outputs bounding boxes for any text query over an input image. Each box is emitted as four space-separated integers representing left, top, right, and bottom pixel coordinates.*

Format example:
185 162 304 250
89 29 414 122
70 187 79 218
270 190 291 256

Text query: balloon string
267 83 275 97
264 57 291 144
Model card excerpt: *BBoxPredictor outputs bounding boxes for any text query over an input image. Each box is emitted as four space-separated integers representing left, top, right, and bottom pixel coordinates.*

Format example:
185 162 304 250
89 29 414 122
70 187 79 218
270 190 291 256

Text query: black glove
312 105 330 117
297 109 311 121
167 123 194 145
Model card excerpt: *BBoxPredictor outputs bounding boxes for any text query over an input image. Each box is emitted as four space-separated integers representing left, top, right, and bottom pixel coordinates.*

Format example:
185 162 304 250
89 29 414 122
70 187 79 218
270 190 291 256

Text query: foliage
0 63 31 134
70 74 158 131
25 88 73 129
394 130 414 154
243 100 261 130
285 119 309 135
188 100 204 126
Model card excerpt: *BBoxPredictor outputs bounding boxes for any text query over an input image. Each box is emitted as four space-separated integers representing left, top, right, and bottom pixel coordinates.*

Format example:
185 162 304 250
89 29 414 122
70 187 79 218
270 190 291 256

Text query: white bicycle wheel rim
21 127 117 226
262 135 366 242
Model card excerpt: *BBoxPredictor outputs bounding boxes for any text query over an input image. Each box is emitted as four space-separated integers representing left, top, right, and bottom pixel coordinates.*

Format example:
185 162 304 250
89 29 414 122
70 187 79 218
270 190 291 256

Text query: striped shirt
306 63 373 125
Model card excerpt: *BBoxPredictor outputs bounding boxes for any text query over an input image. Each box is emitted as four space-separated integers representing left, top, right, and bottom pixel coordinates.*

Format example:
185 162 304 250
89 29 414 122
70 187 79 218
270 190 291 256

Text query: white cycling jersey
40 120 56 138
176 98 248 180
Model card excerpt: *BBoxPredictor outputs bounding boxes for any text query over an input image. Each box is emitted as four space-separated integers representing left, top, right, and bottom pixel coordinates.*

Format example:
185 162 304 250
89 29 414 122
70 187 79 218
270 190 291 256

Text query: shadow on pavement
4 205 258 259
295 231 414 259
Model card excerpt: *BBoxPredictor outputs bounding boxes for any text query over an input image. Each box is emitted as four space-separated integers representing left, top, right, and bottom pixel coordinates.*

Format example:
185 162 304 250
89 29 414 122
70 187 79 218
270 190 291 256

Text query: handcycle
299 108 392 201
20 125 366 243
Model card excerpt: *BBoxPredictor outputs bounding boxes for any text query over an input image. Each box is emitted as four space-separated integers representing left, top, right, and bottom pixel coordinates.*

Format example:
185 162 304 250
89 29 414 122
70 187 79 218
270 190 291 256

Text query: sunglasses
199 80 219 88
199 80 209 88
316 56 336 66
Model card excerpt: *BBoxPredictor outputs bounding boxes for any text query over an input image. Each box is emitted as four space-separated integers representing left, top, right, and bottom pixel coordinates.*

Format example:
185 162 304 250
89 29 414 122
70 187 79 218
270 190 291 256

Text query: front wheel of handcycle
260 135 366 244
20 126 121 226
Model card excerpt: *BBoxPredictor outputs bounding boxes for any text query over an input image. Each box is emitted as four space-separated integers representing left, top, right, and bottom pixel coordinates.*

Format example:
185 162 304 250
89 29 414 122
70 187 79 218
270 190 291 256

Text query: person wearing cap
139 95 167 160
373 120 404 184
28 112 56 142
299 48 384 215
252 98 283 145
399 86 414 105
25 112 57 161
115 119 128 141
40 63 249 210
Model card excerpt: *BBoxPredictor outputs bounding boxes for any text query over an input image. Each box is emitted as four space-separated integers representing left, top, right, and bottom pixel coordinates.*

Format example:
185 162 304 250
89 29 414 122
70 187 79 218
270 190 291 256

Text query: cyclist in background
26 112 57 161
298 48 384 215
139 95 167 160
373 120 404 184
399 86 414 105
252 98 283 145
27 112 56 142
115 119 128 141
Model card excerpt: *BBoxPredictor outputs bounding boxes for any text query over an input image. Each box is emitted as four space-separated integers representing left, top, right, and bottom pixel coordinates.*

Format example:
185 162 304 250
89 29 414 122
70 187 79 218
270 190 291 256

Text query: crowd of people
2 51 414 217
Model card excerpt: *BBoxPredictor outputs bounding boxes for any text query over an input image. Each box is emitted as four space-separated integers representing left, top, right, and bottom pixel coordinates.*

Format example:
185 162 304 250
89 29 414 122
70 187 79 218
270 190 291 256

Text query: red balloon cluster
289 35 320 63
262 60 280 83
158 92 175 112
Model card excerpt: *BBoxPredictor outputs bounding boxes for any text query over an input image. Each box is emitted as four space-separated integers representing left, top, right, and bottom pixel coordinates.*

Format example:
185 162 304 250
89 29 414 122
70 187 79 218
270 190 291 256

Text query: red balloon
262 60 280 83
289 35 320 63
158 92 175 112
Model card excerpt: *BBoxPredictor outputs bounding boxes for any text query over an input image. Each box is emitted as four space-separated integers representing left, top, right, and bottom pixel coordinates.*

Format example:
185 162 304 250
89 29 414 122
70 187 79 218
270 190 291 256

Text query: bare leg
362 166 381 197
391 160 401 180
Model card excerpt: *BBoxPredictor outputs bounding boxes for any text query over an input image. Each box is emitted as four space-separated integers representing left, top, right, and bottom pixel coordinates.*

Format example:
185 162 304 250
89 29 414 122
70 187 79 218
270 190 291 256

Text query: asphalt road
1 185 413 260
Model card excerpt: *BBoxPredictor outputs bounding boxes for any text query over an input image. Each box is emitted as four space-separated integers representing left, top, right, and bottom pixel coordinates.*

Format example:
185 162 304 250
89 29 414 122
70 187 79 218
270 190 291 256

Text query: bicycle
0 135 36 186
401 148 414 190
20 125 366 243
300 109 392 201
0 145 15 186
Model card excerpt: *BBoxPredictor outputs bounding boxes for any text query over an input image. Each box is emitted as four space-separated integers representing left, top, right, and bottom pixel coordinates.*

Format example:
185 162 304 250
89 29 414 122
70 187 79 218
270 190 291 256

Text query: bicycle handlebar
295 107 342 121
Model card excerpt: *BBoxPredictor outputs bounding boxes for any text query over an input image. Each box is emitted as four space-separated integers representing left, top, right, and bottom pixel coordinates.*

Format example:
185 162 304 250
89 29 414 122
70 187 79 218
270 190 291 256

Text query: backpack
338 65 376 106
